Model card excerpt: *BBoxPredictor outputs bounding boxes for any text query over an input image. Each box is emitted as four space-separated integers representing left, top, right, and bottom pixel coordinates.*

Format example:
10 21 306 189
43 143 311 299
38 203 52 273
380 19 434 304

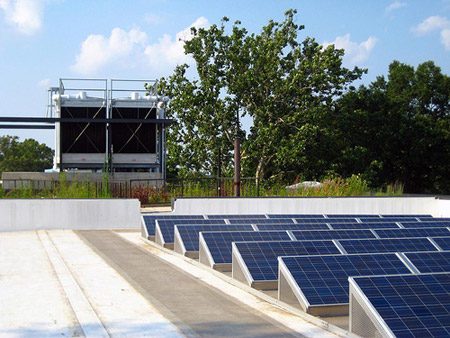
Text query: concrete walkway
0 230 338 337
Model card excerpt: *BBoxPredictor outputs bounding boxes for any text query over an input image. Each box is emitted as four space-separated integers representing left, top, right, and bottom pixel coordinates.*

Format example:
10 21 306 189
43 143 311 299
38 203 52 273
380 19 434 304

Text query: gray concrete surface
77 230 308 337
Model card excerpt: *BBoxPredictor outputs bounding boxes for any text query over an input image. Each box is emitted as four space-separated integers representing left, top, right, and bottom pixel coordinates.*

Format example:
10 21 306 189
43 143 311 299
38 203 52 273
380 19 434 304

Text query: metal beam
0 124 55 129
0 117 174 124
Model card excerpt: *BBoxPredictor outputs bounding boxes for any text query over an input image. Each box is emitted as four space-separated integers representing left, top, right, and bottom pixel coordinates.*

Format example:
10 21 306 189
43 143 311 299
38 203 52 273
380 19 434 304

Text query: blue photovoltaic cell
418 217 450 222
373 228 450 239
281 253 411 306
405 251 450 273
176 225 255 251
400 221 450 228
339 238 438 254
143 214 205 236
330 222 400 230
255 223 330 231
431 237 450 250
267 214 325 219
234 240 341 282
352 273 450 338
200 231 292 264
294 218 358 224
380 214 431 218
207 214 267 219
291 229 376 241
326 214 381 218
361 217 418 223
156 219 226 244
228 218 294 224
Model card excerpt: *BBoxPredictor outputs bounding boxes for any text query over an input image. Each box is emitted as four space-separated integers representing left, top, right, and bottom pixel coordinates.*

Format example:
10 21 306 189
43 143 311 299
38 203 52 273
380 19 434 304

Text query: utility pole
234 110 240 197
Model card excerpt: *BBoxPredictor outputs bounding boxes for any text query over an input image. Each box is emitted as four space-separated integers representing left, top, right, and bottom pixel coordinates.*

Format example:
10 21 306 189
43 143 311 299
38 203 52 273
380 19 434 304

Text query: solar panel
279 253 411 309
155 219 226 246
329 222 400 230
373 227 450 239
255 223 330 231
400 221 450 228
350 273 450 338
326 214 381 218
228 218 294 224
142 214 205 237
267 214 325 219
291 229 376 241
207 214 267 219
418 217 450 221
431 237 450 250
339 238 439 254
380 214 431 218
232 240 341 286
199 231 292 267
405 251 450 273
174 224 255 252
294 218 358 224
360 217 417 223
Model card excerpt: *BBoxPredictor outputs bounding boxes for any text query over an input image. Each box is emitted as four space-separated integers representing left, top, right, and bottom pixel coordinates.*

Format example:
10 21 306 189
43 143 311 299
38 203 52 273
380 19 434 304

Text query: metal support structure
234 136 241 197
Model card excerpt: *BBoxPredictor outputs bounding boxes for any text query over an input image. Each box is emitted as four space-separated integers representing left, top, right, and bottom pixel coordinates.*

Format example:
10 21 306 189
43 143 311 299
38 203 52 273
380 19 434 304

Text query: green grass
0 174 404 203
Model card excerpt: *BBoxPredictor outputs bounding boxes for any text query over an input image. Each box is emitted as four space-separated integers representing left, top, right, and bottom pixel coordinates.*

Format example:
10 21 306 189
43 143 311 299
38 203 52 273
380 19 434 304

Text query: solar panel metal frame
198 230 293 271
349 272 450 338
278 253 413 316
173 224 256 258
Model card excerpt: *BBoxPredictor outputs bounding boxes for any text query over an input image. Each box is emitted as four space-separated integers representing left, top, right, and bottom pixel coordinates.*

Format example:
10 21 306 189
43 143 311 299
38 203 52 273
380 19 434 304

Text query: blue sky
0 0 449 148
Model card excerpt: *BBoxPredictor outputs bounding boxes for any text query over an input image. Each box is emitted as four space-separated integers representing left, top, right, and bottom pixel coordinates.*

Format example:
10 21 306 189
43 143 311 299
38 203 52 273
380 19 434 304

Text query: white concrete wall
172 197 440 216
437 199 450 217
0 199 141 232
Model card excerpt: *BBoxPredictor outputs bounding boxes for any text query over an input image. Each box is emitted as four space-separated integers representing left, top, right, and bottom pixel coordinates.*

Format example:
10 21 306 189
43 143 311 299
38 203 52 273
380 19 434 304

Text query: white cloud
0 0 46 35
441 29 450 50
323 34 378 65
37 78 50 87
413 16 450 50
144 17 209 69
385 1 407 14
71 27 148 75
413 16 450 35
71 17 209 76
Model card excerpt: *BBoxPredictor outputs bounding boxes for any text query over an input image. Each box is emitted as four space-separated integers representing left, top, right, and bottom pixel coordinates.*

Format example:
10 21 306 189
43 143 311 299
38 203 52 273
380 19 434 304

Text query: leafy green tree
159 9 364 182
335 61 450 193
0 136 53 174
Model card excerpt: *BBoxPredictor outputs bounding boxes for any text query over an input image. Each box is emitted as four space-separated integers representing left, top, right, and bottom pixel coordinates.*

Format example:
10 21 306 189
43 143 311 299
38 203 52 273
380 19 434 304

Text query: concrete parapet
172 196 440 216
0 199 141 231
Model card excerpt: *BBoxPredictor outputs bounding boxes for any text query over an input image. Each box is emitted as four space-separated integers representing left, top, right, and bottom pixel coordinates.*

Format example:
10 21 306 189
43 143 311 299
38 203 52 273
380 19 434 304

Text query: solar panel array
350 273 450 337
142 212 450 335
